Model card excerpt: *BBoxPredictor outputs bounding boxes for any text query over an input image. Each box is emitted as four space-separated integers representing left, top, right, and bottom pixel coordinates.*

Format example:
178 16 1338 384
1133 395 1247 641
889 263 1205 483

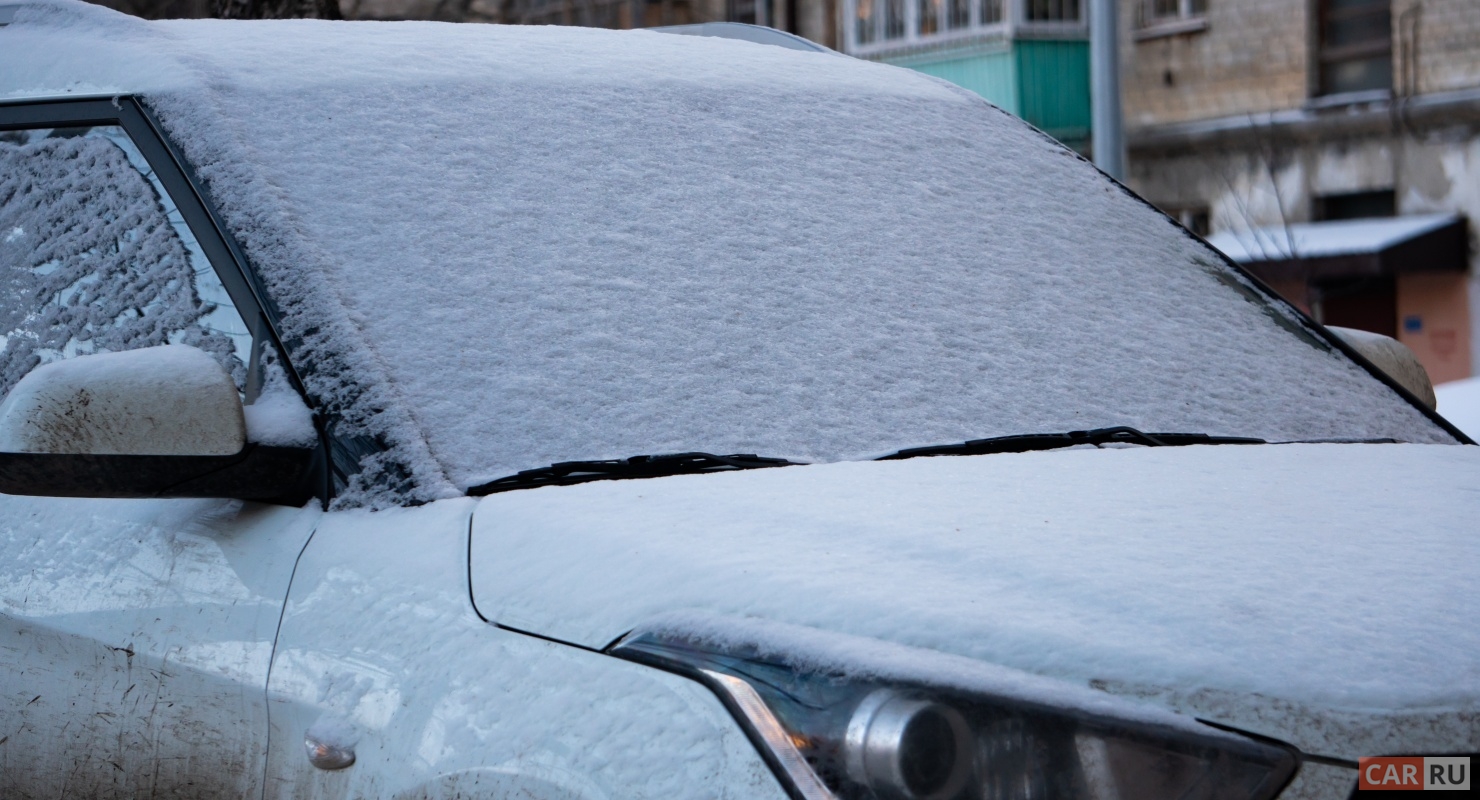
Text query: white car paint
261 498 783 799
0 495 319 797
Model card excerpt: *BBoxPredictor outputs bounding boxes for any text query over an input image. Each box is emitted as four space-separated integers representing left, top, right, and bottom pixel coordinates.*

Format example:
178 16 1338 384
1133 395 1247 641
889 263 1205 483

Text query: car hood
469 443 1480 760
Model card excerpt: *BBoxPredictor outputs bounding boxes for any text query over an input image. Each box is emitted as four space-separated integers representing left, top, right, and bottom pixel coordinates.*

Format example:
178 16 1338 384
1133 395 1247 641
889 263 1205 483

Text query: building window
729 0 758 24
1137 0 1206 31
920 0 940 35
1159 206 1210 236
857 0 876 43
845 0 1070 53
947 0 969 28
886 0 906 39
1318 0 1392 96
1176 208 1211 237
1315 189 1396 221
1144 0 1205 23
506 0 696 27
1025 0 1079 22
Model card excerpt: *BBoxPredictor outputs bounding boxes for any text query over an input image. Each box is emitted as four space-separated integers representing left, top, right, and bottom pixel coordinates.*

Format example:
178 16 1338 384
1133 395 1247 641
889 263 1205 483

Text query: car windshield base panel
467 452 804 495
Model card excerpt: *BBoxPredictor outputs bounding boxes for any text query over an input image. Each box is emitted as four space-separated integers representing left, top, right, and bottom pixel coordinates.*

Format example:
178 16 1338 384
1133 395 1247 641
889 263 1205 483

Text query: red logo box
1361 758 1426 790
1360 757 1471 791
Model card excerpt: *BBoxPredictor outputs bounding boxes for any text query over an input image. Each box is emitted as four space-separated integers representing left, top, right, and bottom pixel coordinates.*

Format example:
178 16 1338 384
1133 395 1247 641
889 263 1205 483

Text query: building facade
840 0 1092 148
334 0 836 49
1121 0 1480 384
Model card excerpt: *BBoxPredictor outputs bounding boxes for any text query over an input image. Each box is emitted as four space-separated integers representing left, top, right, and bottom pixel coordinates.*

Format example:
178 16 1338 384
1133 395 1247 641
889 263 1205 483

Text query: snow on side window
0 126 251 397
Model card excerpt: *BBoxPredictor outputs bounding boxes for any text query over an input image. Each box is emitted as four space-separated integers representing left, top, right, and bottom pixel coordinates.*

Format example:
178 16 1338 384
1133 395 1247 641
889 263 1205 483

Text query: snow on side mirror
0 345 245 456
1327 326 1437 410
0 345 318 504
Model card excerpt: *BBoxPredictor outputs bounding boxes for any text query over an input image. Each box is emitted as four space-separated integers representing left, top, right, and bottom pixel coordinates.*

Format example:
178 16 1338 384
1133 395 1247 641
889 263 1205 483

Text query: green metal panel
880 45 1019 115
878 39 1090 149
1013 40 1091 146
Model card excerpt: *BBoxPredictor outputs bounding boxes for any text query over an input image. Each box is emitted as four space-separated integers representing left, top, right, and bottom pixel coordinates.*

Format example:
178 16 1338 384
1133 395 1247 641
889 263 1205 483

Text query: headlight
611 628 1297 800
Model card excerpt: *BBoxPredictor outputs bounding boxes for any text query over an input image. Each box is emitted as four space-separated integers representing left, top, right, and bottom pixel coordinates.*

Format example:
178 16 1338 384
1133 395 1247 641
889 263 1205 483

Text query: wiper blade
877 426 1266 461
468 452 804 495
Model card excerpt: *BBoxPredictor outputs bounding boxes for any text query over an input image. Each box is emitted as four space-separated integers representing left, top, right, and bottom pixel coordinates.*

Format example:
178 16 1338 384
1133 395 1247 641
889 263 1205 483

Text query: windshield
97 22 1453 501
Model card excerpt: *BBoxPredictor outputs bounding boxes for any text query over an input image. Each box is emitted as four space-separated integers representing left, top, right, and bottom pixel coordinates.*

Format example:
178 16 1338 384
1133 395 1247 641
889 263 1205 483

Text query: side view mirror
0 345 317 504
1327 326 1437 410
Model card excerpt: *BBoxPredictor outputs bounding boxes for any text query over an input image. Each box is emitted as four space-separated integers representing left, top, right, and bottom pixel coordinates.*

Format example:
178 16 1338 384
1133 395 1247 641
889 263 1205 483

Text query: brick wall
1403 0 1480 95
1122 0 1480 130
1121 0 1309 129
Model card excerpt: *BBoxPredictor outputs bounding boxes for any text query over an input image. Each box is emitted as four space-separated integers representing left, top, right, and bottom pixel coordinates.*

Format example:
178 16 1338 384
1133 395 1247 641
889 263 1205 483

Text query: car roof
0 1 1457 506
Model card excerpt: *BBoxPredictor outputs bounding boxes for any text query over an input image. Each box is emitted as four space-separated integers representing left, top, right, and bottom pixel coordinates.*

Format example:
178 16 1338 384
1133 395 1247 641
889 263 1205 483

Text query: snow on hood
470 443 1480 759
0 2 1455 508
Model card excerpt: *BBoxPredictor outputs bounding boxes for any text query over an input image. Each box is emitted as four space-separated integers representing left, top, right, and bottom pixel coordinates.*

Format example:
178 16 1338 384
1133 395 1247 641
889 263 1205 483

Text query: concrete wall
1122 0 1480 382
1127 127 1480 381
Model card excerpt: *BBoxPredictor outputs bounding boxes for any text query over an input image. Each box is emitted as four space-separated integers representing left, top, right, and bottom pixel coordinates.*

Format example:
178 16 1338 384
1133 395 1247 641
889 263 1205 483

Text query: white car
1 2 1475 799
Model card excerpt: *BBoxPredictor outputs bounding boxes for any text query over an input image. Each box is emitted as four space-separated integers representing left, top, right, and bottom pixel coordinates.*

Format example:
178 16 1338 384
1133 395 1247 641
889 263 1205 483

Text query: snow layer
243 383 317 447
1207 213 1460 262
633 611 1237 739
0 2 1456 507
1436 377 1480 439
471 443 1480 756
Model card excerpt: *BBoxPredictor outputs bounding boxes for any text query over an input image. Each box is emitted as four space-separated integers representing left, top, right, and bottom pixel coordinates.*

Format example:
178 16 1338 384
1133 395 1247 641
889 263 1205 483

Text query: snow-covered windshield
13 10 1446 502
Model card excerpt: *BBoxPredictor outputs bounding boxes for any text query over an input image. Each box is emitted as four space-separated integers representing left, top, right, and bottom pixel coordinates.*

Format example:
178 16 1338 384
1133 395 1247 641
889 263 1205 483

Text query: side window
0 125 253 396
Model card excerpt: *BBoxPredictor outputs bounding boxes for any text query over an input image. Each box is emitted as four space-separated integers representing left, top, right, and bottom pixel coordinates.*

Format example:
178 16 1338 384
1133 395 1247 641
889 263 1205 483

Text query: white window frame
1134 0 1207 39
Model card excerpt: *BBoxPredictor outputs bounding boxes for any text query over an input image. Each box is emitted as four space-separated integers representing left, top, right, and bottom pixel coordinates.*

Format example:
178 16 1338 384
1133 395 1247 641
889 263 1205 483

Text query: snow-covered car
1 2 1476 798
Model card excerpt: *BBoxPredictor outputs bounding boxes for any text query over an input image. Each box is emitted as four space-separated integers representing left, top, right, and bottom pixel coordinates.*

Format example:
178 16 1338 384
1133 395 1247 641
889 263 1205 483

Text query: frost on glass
0 127 250 397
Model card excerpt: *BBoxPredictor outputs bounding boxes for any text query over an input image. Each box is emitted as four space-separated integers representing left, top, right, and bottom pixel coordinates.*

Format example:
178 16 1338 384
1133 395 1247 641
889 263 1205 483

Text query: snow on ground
1436 377 1480 439
1 2 1457 507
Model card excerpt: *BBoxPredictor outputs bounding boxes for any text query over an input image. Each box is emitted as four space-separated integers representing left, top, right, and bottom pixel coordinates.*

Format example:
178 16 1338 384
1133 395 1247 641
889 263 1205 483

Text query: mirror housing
0 346 317 504
1327 326 1437 410
0 345 245 455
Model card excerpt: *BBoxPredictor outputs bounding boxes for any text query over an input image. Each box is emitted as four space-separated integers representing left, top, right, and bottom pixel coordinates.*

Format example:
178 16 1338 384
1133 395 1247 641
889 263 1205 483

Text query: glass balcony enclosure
846 0 1085 57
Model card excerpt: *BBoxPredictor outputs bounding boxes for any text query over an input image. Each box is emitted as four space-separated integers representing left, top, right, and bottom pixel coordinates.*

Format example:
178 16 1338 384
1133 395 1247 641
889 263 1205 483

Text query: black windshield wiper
876 426 1266 461
468 452 805 495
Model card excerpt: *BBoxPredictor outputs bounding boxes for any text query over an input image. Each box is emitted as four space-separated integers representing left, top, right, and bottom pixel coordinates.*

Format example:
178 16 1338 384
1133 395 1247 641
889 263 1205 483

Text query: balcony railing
846 0 1086 56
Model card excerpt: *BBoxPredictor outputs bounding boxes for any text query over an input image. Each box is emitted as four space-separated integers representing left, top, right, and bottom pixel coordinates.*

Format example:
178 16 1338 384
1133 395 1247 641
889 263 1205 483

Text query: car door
0 108 321 798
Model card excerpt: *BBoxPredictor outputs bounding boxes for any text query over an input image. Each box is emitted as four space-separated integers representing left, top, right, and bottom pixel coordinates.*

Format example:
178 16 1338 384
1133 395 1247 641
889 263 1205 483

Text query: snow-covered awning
1206 213 1468 282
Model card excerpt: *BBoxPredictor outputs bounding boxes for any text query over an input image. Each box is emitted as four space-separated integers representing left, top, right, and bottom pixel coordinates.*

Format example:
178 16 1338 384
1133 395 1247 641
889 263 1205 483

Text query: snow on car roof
0 1 1457 506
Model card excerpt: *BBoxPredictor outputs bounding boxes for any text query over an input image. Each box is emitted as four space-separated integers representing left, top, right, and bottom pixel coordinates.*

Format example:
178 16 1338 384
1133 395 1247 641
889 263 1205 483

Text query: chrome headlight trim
611 627 1300 800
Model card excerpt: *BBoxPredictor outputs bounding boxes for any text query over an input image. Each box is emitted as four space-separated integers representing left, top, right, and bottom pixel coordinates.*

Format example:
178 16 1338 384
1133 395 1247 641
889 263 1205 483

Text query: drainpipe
1090 0 1125 180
